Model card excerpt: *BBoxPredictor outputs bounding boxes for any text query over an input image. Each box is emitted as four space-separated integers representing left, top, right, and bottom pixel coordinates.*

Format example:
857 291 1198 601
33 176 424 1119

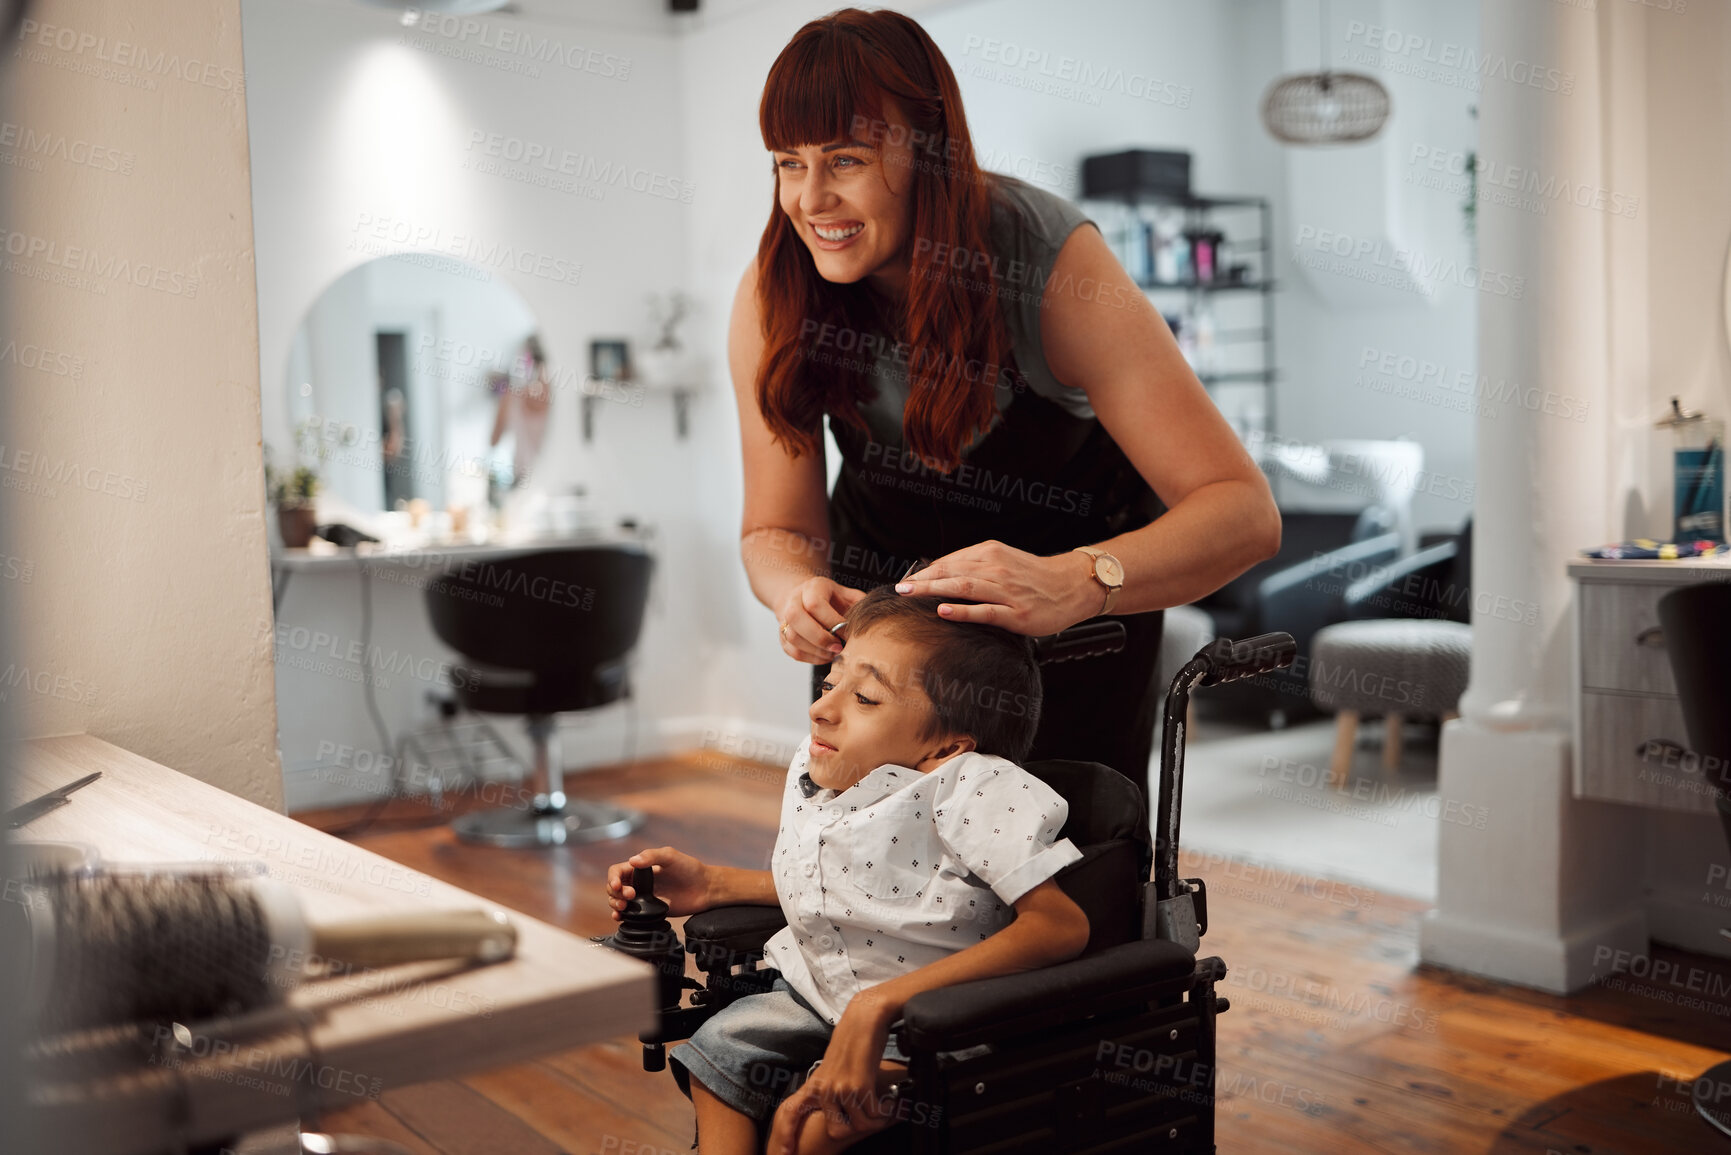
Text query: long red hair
755 8 1011 473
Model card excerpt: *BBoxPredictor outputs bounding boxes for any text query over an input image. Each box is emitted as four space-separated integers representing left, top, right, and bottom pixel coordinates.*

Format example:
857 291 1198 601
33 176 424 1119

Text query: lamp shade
1261 72 1391 145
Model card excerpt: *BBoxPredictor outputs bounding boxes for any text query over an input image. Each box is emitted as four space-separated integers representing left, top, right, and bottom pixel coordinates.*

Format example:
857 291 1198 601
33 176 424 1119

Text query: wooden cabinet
1570 557 1731 814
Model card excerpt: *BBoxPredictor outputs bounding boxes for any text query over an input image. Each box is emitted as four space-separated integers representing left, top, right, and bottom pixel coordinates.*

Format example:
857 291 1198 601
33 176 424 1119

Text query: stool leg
1329 710 1359 790
1383 713 1404 773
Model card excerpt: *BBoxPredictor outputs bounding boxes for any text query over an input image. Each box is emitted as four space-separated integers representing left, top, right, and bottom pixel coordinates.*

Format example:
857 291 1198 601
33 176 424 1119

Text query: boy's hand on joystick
604 846 713 921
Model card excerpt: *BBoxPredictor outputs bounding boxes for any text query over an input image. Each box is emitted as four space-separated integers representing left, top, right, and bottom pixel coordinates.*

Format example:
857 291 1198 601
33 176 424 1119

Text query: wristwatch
1072 546 1125 615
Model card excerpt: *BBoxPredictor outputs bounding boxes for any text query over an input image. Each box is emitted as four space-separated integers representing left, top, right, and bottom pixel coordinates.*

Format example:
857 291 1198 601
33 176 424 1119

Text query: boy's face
806 625 975 791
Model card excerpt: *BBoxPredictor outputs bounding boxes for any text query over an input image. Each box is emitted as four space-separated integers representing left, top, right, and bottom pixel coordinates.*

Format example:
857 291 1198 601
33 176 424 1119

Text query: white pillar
1418 0 1649 993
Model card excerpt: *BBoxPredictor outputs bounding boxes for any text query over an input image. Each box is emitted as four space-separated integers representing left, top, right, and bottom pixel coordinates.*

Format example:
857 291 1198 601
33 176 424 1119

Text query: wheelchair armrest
896 937 1202 1053
682 904 787 971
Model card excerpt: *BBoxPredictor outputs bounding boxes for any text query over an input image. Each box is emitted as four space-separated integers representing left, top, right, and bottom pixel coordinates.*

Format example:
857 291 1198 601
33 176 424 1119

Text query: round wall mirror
274 254 549 527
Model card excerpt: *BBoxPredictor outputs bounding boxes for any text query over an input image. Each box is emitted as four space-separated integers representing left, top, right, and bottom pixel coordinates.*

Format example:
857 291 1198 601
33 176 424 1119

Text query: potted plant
269 462 321 548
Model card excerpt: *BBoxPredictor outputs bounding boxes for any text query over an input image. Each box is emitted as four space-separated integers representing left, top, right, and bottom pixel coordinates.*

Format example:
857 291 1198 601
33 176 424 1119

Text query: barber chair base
452 798 643 847
1695 1058 1731 1138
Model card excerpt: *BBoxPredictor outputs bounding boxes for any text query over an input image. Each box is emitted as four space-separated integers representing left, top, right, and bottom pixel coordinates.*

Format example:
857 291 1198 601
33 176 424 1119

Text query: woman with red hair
738 8 1279 791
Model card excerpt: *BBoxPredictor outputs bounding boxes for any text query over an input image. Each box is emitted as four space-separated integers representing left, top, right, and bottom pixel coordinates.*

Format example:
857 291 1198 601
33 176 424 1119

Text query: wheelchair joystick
597 866 693 1071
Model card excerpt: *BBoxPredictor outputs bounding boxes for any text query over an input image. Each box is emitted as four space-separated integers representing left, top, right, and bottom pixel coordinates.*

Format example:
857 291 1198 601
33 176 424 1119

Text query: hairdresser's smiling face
774 100 918 301
807 626 974 791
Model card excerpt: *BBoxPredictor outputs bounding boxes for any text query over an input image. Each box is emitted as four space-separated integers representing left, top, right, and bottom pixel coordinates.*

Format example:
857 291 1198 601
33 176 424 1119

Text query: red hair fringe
754 8 1012 473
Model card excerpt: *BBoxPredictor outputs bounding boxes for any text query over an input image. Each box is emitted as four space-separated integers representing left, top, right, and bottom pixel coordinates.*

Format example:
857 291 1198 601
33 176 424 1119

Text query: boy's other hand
604 846 713 921
797 996 900 1147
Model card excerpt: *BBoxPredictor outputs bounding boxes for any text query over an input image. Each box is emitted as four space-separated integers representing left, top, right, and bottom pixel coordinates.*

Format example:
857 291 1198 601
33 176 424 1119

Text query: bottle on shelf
1152 209 1188 285
1186 228 1224 285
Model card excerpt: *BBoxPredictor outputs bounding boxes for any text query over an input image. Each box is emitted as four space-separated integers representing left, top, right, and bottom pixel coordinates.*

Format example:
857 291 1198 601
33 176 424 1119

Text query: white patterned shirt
763 737 1082 1024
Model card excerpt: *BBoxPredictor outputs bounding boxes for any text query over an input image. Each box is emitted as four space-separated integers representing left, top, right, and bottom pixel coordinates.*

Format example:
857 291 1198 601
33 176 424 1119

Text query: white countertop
271 525 649 573
12 735 653 1155
1566 551 1731 582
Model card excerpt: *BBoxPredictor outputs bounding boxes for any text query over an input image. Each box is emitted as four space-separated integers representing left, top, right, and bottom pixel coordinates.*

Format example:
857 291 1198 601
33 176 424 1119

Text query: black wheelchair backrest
1021 758 1152 958
1022 758 1151 867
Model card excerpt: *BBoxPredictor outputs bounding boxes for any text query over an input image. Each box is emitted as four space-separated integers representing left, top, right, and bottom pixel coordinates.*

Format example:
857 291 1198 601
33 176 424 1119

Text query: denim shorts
668 977 910 1123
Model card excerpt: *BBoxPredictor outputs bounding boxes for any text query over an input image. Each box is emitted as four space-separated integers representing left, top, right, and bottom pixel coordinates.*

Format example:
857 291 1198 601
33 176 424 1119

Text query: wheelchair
601 624 1297 1154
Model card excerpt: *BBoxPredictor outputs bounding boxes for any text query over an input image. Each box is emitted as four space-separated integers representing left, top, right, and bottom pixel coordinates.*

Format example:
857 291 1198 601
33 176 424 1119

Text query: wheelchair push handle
1153 630 1297 914
1197 632 1297 686
1032 619 1126 665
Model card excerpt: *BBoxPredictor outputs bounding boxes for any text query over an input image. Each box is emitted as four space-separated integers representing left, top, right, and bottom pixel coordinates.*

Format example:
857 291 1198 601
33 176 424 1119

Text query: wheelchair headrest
1021 758 1152 880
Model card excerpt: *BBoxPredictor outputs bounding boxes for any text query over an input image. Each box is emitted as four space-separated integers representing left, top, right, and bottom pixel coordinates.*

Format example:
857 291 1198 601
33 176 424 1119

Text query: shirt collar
796 762 918 804
834 763 917 807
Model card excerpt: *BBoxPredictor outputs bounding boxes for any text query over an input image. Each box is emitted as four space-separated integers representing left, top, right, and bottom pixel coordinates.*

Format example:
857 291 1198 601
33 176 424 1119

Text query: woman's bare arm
899 226 1281 634
729 260 866 659
1038 224 1281 616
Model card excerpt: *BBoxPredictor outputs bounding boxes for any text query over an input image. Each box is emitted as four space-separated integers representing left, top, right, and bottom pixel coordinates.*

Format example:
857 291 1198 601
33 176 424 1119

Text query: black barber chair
424 544 653 847
1657 580 1731 1140
602 626 1297 1153
1194 510 1401 726
1342 515 1474 623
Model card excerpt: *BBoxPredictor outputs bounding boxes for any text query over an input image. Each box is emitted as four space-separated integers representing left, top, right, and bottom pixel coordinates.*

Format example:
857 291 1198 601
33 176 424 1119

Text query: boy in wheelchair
605 587 1093 1155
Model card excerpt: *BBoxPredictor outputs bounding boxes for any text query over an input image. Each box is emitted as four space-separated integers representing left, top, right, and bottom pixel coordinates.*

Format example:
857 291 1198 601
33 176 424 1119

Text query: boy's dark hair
843 585 1042 762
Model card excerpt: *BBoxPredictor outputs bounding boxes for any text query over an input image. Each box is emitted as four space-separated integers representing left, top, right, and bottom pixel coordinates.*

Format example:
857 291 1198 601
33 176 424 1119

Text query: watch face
1097 555 1124 587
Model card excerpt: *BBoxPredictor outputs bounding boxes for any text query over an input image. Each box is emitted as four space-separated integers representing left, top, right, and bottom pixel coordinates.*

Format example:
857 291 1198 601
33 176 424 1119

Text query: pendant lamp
1261 0 1391 144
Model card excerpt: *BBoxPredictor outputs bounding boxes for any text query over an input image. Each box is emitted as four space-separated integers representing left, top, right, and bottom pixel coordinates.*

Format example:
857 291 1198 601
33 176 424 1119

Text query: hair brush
10 867 517 1037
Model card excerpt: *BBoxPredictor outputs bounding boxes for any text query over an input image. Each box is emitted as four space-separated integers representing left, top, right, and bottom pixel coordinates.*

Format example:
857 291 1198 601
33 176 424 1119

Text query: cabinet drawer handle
1635 626 1666 649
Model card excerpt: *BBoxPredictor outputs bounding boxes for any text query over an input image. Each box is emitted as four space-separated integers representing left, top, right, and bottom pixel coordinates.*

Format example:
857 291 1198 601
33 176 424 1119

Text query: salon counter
268 525 656 812
1568 552 1731 813
272 526 648 573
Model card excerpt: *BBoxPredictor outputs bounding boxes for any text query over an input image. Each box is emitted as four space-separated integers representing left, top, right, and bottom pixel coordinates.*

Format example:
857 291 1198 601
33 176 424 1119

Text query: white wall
242 0 720 801
2 0 281 805
1272 0 1479 537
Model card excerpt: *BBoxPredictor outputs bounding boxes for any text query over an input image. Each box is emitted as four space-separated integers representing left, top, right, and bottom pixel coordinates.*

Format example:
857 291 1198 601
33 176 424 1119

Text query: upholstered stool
1309 619 1472 787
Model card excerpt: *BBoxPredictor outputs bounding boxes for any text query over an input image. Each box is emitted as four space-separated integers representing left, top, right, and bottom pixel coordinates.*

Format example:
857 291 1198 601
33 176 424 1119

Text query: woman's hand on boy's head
895 540 1100 636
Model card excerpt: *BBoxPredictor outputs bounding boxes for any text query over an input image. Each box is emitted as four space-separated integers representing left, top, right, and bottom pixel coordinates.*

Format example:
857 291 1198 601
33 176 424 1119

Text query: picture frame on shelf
590 339 631 383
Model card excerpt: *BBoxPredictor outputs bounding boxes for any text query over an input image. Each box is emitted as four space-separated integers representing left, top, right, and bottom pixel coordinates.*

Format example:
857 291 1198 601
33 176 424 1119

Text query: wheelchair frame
601 628 1296 1154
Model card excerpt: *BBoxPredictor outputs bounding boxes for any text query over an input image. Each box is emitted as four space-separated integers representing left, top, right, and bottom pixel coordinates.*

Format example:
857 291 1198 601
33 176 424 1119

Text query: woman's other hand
776 576 867 664
894 539 1100 635
604 846 714 921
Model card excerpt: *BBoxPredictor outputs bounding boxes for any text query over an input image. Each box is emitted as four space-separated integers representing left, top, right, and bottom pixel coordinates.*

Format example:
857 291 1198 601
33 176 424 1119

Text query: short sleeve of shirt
929 754 1083 904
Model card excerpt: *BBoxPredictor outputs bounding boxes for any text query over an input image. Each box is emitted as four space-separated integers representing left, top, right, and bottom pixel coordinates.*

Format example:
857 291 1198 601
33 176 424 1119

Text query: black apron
813 376 1168 800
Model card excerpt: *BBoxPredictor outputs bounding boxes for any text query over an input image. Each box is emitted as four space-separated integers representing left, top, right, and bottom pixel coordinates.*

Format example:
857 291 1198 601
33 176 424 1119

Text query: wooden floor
295 754 1731 1155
